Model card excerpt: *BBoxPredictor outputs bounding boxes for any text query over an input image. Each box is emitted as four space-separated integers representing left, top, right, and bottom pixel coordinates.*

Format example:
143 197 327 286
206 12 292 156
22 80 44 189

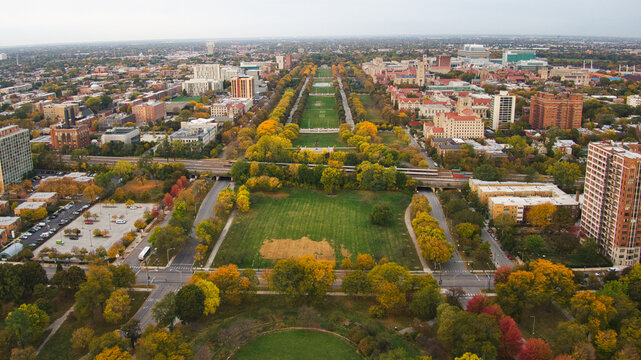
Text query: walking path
336 74 354 129
37 307 73 354
286 76 310 124
204 208 236 268
404 206 431 273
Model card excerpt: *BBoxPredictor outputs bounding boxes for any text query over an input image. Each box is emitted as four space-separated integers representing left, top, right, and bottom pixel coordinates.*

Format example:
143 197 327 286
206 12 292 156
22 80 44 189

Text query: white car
115 219 127 224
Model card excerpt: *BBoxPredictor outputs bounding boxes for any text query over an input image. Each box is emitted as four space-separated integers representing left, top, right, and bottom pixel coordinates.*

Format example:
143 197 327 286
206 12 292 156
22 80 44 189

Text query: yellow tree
194 279 220 316
570 291 617 332
95 346 132 360
104 289 131 324
355 254 376 270
526 203 557 229
418 235 453 265
530 259 577 304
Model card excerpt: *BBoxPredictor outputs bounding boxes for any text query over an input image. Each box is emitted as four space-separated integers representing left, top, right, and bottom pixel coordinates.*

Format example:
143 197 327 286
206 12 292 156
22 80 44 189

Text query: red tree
495 265 513 284
481 304 505 320
466 294 489 314
163 193 174 208
177 176 189 189
499 316 523 359
170 184 181 197
518 338 552 360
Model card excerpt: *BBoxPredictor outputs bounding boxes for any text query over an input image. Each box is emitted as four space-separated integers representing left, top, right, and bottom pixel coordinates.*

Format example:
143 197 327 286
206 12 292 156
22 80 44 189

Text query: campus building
489 91 516 130
43 102 80 121
458 44 490 59
529 92 583 130
50 125 90 150
0 125 33 193
580 142 641 266
132 102 166 126
182 79 223 96
193 64 221 80
230 76 254 99
424 110 484 139
101 127 141 145
502 49 536 65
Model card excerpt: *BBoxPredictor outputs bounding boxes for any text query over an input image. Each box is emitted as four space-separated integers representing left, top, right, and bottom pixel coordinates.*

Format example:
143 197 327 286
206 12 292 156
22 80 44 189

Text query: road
482 227 514 268
336 74 354 129
286 76 310 124
404 128 438 168
422 191 468 273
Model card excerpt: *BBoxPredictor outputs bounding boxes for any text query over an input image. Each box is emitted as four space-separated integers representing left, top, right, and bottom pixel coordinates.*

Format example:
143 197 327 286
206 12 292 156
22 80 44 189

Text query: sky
1 0 640 47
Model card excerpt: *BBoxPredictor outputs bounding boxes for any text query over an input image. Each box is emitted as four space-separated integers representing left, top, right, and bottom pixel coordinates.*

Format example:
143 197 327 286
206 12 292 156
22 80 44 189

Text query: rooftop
15 201 47 210
27 192 57 200
0 217 20 226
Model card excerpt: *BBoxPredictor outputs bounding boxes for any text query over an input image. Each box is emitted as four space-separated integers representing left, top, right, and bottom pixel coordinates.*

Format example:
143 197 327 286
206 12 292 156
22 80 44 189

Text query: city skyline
2 0 641 47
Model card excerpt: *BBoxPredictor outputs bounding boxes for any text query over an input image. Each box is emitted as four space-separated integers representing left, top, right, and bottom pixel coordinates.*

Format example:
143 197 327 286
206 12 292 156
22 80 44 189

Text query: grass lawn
358 95 383 123
232 330 363 360
519 306 569 345
170 96 201 102
316 67 333 78
380 132 400 145
300 95 340 129
293 133 345 147
121 179 165 202
310 83 335 94
38 291 150 360
214 188 420 269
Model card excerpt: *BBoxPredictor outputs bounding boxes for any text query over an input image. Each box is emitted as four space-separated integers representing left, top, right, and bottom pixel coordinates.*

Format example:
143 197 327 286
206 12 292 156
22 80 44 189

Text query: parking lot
20 201 89 248
35 203 154 257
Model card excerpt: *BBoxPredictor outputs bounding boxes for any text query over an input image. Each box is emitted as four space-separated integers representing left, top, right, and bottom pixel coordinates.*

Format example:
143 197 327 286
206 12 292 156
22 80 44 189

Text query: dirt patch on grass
260 237 335 261
259 191 290 198
122 180 163 193
340 245 351 258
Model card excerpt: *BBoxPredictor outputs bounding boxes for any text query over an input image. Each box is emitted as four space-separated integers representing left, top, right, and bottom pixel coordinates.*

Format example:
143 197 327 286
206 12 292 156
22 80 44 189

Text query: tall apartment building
43 102 80 121
529 92 583 130
132 102 166 126
206 41 215 55
230 76 254 99
581 142 641 266
0 125 33 193
50 125 90 150
193 64 221 80
489 91 516 130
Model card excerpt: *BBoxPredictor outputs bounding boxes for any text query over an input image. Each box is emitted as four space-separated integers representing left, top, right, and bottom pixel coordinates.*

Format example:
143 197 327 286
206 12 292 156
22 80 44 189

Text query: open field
310 82 335 94
232 330 363 360
358 94 383 123
37 291 149 360
121 179 165 201
316 67 333 78
300 95 340 129
213 188 420 268
170 96 201 102
293 133 345 147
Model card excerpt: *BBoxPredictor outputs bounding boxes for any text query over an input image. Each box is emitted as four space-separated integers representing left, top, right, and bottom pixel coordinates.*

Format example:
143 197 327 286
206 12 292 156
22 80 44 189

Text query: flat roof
489 196 579 207
27 192 57 200
15 202 47 210
0 216 20 226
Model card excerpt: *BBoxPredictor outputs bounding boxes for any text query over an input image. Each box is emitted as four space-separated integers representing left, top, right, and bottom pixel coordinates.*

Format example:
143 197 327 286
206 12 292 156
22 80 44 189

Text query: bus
138 246 151 261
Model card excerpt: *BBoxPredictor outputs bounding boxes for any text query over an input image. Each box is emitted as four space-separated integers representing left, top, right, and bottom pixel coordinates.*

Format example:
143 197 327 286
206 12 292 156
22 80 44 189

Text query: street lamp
530 315 536 335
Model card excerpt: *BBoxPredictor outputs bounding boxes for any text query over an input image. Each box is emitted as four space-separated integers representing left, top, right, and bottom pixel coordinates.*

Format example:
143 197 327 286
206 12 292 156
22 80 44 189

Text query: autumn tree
71 327 94 352
268 255 336 304
354 254 376 270
409 194 431 218
518 338 552 360
75 266 114 321
135 327 191 360
320 167 343 194
5 304 50 346
526 203 557 229
208 265 257 305
499 316 524 359
194 279 220 316
570 291 617 332
341 270 372 296
195 218 222 246
104 289 131 324
94 346 132 360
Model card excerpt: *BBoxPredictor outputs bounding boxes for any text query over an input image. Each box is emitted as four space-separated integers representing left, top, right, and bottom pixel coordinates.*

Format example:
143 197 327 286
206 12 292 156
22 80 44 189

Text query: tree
418 234 454 266
410 194 431 219
5 304 50 346
109 265 136 288
71 327 94 352
548 207 575 233
268 255 336 304
104 289 131 324
455 354 482 360
94 346 132 360
135 327 191 360
370 204 393 226
518 338 552 360
10 347 37 360
466 294 490 313
74 266 114 321
175 284 205 323
355 254 376 270
547 162 581 191
320 167 343 194
409 284 443 320
162 193 174 208
120 319 141 349
527 203 557 229
437 304 501 359
594 329 618 358
499 316 523 359
152 292 177 330
473 164 502 181
208 264 256 305
149 225 187 260
342 270 372 295
51 266 86 293
195 218 222 246
194 279 220 316
113 161 134 179
570 291 617 332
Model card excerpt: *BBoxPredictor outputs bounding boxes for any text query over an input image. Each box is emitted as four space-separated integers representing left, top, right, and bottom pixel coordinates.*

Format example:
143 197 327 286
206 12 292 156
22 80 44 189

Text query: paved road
482 226 514 268
336 74 354 129
286 76 310 124
404 128 438 168
422 191 468 273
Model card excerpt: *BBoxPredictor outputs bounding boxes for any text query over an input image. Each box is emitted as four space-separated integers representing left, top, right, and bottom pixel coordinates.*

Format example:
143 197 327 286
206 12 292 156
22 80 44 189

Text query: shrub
369 204 393 226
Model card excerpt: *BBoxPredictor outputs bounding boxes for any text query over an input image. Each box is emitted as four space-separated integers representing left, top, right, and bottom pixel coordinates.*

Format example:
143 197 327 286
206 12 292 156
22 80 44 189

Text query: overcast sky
1 0 640 47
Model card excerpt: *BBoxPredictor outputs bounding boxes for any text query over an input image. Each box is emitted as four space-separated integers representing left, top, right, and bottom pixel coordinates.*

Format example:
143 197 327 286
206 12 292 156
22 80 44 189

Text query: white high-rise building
206 41 215 55
193 64 221 80
489 91 516 130
276 55 285 70
0 53 7 61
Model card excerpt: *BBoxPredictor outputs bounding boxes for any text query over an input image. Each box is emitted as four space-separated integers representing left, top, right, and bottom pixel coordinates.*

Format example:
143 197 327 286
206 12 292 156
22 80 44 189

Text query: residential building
97 113 135 130
276 55 285 70
206 41 215 55
580 142 641 266
489 91 516 130
182 79 223 96
0 125 33 193
101 127 141 145
458 44 490 59
14 201 46 216
0 216 20 243
627 95 641 107
230 76 254 98
210 98 252 118
0 201 8 215
193 64 221 80
170 118 222 145
43 102 80 121
424 109 484 139
26 192 58 205
529 92 583 130
502 49 536 65
132 102 166 126
50 125 90 150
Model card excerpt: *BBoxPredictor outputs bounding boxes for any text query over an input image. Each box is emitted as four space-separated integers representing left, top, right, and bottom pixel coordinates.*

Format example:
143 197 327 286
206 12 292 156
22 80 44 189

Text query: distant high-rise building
206 41 215 55
0 125 33 193
489 91 516 130
416 60 425 87
458 44 490 59
435 55 451 68
0 53 7 61
193 64 221 80
132 102 166 126
529 92 583 130
230 76 254 99
502 49 536 65
581 142 641 266
275 55 285 70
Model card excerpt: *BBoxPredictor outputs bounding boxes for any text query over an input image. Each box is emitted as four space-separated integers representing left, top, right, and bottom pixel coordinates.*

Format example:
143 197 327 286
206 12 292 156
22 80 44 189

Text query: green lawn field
213 188 420 269
300 95 340 128
316 67 333 78
232 330 363 360
358 94 384 123
310 83 335 94
293 133 345 147
170 96 201 102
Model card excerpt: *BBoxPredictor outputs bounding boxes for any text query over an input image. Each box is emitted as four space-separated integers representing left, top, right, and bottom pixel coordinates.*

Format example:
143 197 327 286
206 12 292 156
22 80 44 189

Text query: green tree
409 284 443 320
151 292 177 330
74 266 114 321
547 162 581 191
109 265 136 288
5 304 50 346
473 164 502 181
341 270 372 295
51 265 86 293
369 204 393 226
175 284 205 323
320 167 343 194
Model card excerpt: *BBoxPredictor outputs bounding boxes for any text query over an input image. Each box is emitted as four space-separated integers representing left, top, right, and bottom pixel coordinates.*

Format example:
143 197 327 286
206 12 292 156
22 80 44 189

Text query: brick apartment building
132 102 166 126
529 92 583 129
230 76 254 99
50 125 90 150
580 142 641 266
